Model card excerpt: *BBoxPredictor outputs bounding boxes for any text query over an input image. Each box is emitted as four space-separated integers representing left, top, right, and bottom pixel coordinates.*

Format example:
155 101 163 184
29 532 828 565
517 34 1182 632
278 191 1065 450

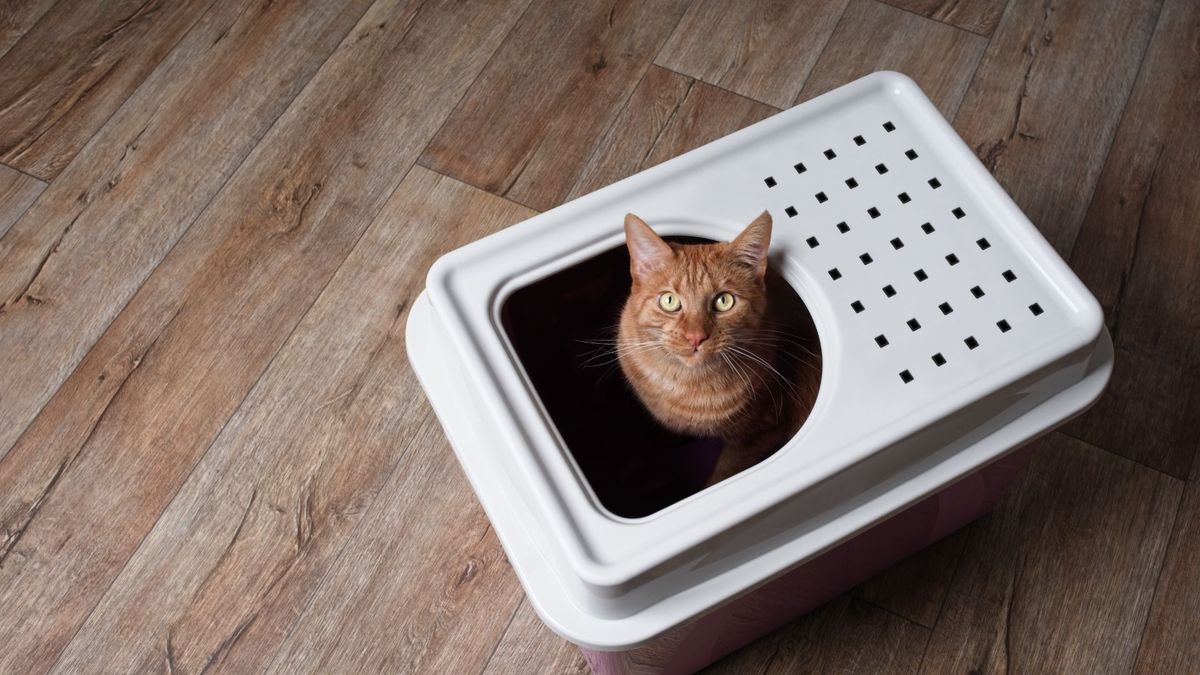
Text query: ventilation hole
946 253 959 266
898 192 911 204
794 162 807 174
921 222 935 234
845 177 859 189
824 149 837 160
939 302 953 315
854 135 866 146
1030 302 1044 316
815 192 828 203
890 237 904 250
905 149 918 160
829 268 842 280
806 236 819 248
851 300 865 313
860 252 873 265
976 237 991 250
1002 269 1017 282
883 121 896 132
882 284 896 298
875 334 890 348
784 206 798 218
867 207 881 219
952 207 966 219
997 319 1011 333
765 177 776 187
932 352 946 367
899 369 913 383
875 163 889 174
964 336 979 350
970 285 985 298
914 268 928 282
907 318 921 332
928 177 941 189
836 221 850 234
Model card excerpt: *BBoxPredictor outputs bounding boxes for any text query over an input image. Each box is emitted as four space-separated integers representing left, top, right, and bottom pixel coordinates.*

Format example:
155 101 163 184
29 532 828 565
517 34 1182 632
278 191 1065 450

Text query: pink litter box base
579 444 1033 675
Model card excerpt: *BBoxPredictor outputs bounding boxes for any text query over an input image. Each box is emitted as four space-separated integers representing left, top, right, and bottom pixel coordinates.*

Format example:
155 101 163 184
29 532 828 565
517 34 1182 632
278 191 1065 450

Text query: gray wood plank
0 0 57 59
0 164 44 240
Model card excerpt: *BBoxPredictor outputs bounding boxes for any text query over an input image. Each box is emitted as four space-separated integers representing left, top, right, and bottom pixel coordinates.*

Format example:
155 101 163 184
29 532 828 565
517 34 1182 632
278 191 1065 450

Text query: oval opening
501 237 822 519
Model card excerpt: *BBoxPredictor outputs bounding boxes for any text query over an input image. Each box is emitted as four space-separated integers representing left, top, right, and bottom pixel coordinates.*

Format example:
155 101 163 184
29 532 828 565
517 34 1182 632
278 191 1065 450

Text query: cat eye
658 292 682 312
713 292 735 312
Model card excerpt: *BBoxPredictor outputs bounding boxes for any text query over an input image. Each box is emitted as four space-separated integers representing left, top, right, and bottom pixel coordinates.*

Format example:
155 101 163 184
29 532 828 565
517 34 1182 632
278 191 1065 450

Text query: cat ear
731 210 772 278
624 213 673 281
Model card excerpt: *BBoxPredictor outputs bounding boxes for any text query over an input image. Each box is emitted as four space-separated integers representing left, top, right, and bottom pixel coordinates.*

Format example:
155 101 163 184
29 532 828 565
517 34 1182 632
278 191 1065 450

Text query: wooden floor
0 0 1196 672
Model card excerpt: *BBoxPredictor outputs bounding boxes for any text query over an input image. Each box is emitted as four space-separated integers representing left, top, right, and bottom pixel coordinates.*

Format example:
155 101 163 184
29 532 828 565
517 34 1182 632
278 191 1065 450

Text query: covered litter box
406 71 1112 673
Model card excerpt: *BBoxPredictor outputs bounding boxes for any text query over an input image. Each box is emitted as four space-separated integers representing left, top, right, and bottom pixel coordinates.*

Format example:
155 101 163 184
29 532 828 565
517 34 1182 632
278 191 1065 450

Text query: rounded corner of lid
871 70 920 94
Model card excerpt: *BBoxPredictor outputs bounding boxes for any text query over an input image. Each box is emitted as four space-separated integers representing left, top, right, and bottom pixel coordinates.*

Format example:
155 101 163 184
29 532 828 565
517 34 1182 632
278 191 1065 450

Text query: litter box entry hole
765 177 776 187
500 237 822 518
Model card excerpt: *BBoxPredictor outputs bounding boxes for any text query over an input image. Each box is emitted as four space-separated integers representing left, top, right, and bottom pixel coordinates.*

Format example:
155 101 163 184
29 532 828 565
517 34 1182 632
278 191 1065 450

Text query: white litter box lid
407 71 1112 650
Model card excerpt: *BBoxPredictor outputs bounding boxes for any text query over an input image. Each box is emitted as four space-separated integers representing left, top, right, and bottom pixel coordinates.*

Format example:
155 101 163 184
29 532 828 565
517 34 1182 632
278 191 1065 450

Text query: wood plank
0 0 373 462
950 0 1163 255
655 0 849 109
51 168 536 673
876 0 1009 36
853 528 968 627
0 0 56 59
1061 0 1200 477
0 2 527 671
0 0 216 180
797 0 988 116
0 164 44 240
920 433 1182 674
1133 447 1200 673
703 596 929 674
568 68 778 200
419 0 690 212
484 601 589 674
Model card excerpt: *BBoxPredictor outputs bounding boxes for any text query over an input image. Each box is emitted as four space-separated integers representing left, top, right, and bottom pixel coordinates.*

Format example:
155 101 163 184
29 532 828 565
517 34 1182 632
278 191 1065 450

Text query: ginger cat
617 211 816 486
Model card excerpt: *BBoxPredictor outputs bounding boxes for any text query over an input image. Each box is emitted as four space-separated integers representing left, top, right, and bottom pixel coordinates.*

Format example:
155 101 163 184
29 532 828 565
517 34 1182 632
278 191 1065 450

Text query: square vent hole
853 135 866 146
882 284 896 297
765 177 776 187
795 162 807 174
914 268 928 282
824 149 837 160
905 149 918 160
875 163 889 174
836 221 850 234
851 300 865 313
921 222 935 234
868 207 881 219
806 236 819 248
899 369 913 383
829 268 842 280
875 334 890 348
846 177 859 189
964 336 979 350
932 352 946 366
928 177 941 189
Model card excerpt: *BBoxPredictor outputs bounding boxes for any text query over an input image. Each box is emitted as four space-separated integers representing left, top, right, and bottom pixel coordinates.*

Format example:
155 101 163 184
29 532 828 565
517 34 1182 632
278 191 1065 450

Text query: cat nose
686 331 708 350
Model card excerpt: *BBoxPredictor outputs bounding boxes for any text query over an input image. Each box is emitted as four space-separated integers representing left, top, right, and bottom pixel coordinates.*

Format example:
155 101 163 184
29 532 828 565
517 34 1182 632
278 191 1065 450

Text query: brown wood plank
0 2 527 671
1061 0 1200 477
0 0 216 180
703 596 929 674
951 0 1163 255
853 528 968 627
1133 450 1200 673
0 0 372 463
484 601 589 674
655 0 849 109
0 164 44 240
875 0 1009 36
569 68 778 201
419 0 690 212
51 168 536 673
0 0 56 59
920 433 1182 674
797 0 988 116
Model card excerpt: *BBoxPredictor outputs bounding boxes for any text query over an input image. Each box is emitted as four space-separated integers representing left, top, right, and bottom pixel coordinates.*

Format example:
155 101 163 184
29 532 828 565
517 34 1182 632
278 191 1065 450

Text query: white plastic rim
407 71 1112 649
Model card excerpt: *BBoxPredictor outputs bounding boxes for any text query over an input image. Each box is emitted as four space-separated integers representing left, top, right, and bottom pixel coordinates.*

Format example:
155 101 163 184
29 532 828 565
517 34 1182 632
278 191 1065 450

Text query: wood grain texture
0 0 371 464
876 0 1009 36
0 1 526 671
704 596 929 674
951 0 1164 255
569 68 778 200
655 0 849 109
420 0 689 212
0 0 215 180
797 0 988 116
0 164 44 240
1062 0 1200 478
853 528 968 627
484 601 590 674
52 168 536 674
0 0 56 59
921 434 1182 674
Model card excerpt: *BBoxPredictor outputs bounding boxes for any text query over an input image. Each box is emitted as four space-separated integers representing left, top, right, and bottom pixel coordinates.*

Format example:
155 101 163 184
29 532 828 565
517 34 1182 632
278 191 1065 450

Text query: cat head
622 211 772 365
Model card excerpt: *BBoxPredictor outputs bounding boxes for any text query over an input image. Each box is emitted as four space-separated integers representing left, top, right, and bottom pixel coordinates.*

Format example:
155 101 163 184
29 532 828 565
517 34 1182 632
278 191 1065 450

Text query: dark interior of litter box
501 238 821 518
